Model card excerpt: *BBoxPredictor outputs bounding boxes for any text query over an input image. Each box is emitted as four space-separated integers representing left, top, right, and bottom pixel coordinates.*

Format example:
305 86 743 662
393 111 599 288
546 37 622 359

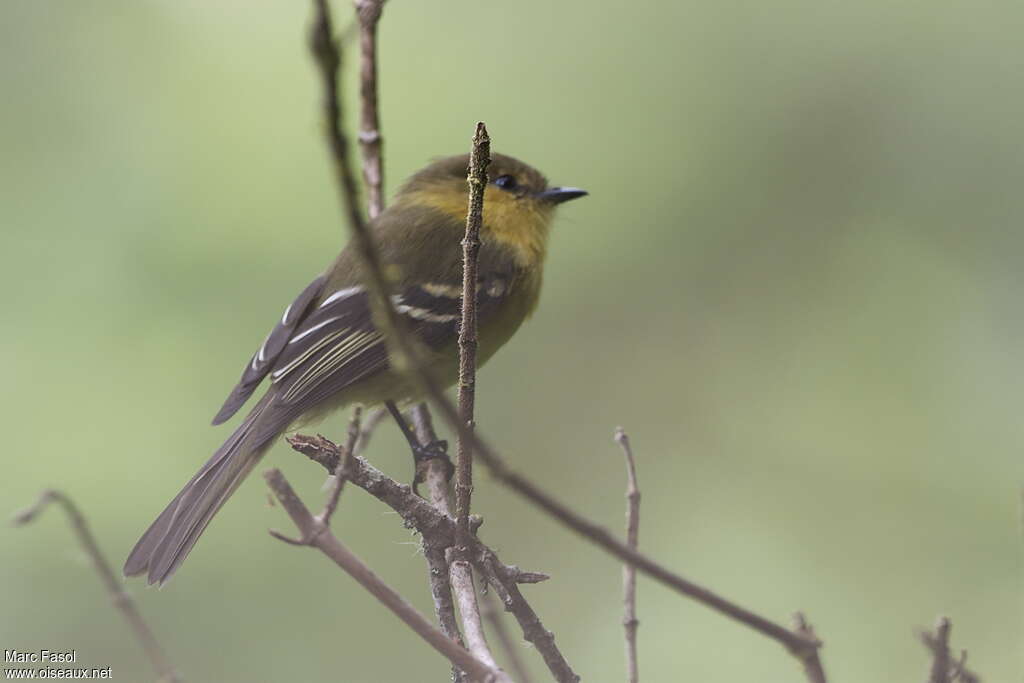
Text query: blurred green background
2 0 1022 681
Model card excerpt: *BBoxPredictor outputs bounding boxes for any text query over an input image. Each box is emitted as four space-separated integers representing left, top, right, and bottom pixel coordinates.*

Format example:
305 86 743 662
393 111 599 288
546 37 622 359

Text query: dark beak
536 186 588 204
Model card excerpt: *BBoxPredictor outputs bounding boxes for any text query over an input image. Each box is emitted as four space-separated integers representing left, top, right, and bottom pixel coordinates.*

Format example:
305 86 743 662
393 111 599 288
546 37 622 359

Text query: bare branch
615 427 640 683
289 435 579 682
304 0 808 676
319 407 362 527
480 590 533 683
263 468 507 682
409 404 466 667
919 617 980 683
925 617 952 683
12 491 180 683
310 0 368 242
450 559 500 672
433 407 824 664
455 122 490 553
353 0 385 219
423 542 465 682
351 406 387 456
792 612 828 683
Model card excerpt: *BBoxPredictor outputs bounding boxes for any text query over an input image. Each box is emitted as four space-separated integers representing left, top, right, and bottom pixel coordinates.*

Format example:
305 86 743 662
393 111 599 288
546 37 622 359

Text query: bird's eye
493 175 518 191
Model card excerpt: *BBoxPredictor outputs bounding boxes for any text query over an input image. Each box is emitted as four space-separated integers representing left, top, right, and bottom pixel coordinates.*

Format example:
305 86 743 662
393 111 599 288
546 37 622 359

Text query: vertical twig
308 4 471 676
353 0 385 219
310 0 368 242
320 407 362 526
264 469 508 683
450 558 500 672
616 427 640 683
455 122 490 553
449 121 498 678
925 617 952 683
12 491 181 683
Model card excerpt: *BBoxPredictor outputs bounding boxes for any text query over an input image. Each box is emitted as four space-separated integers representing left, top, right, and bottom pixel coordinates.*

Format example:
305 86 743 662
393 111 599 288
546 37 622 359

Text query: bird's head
394 153 587 265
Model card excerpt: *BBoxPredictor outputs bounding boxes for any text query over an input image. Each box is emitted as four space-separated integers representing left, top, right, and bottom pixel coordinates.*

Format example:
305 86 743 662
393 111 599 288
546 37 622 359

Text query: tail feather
124 398 272 586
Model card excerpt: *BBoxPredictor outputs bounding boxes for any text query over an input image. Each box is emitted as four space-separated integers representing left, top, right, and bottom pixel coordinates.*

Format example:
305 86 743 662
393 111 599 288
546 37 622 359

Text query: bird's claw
412 440 453 495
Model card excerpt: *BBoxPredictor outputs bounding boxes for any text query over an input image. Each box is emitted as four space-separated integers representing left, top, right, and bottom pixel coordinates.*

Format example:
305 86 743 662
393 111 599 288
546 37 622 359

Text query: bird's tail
124 396 273 586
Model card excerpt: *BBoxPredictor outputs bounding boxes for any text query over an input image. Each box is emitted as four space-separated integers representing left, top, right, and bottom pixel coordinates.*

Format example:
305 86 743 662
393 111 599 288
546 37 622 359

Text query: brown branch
450 558 500 672
289 434 579 682
12 491 180 683
455 122 490 551
263 468 507 683
353 0 385 219
919 617 980 683
410 403 467 672
480 590 533 683
309 4 474 674
310 0 368 243
303 4 620 680
476 556 576 683
351 406 387 455
615 427 640 683
341 5 467 667
423 400 824 665
925 617 952 683
320 407 362 527
792 612 828 683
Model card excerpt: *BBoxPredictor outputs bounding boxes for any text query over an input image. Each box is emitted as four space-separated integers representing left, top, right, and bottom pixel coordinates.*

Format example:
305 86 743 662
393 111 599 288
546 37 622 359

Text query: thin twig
319 407 362 527
616 427 640 683
481 590 534 683
918 617 980 683
12 491 180 683
925 617 952 683
792 612 828 683
455 122 490 555
263 468 508 683
353 0 385 219
430 400 824 663
351 406 387 455
450 558 501 672
310 0 368 243
289 435 579 682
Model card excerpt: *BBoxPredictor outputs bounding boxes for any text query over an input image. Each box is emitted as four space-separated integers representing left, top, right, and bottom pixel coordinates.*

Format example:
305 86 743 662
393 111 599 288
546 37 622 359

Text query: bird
123 152 587 585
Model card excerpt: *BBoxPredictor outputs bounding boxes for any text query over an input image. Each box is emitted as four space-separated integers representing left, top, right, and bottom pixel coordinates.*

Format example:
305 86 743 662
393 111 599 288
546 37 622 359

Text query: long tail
124 396 273 586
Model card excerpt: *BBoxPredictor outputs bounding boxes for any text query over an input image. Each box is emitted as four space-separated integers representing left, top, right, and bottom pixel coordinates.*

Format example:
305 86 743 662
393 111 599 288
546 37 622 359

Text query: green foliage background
2 1 1021 681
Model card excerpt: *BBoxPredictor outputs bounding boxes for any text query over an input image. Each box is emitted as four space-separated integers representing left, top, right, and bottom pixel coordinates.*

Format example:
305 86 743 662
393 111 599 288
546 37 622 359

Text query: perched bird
124 153 587 585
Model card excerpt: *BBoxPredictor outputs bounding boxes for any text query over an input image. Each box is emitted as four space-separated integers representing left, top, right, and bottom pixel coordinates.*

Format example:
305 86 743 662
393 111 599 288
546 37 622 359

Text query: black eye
493 175 518 191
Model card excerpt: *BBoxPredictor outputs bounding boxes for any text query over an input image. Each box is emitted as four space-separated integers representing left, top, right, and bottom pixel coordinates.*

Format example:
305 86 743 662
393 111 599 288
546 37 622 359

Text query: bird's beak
535 186 588 204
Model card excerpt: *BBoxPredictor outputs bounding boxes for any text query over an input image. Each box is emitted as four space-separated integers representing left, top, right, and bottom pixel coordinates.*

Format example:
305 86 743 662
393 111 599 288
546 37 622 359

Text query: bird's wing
211 275 329 425
245 275 512 446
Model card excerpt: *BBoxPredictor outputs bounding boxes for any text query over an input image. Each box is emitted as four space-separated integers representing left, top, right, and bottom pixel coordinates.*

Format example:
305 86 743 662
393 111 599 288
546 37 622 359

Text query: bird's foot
412 439 453 495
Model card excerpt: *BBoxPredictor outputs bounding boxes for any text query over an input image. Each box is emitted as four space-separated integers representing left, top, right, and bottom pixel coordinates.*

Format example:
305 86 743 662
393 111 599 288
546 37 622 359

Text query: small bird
124 153 587 585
